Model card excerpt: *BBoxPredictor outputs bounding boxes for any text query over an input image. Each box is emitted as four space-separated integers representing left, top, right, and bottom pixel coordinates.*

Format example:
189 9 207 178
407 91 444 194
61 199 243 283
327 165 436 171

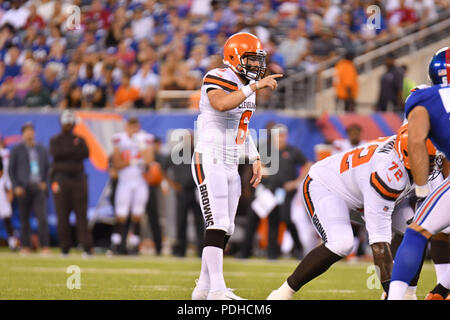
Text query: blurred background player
111 117 154 255
0 136 17 251
389 47 450 300
49 109 92 256
8 122 50 255
191 32 282 300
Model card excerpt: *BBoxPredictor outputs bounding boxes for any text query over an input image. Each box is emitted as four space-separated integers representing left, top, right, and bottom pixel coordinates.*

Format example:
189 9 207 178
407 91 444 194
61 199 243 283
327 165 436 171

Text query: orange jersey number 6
236 110 253 145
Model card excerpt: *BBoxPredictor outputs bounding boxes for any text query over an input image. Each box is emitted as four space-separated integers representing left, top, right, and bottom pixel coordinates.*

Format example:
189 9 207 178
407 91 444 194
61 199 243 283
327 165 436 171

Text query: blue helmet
428 47 449 85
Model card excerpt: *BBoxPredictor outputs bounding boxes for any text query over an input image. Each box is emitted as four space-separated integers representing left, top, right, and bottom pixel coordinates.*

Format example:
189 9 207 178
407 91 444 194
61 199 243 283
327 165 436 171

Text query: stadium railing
155 90 198 110
268 9 450 111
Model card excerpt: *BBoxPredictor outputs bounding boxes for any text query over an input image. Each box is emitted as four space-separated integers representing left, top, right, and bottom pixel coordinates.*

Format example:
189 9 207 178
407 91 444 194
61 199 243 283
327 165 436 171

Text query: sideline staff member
50 110 92 255
263 124 313 259
9 122 50 254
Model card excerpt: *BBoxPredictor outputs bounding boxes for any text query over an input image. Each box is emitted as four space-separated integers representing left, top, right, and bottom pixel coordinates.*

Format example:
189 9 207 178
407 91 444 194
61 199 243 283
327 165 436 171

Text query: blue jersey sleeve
404 87 430 119
405 85 448 117
404 85 450 159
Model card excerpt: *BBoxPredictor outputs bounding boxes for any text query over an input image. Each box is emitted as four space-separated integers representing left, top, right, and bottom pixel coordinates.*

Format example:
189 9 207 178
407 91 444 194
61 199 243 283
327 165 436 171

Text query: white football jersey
0 147 12 217
0 148 11 189
309 136 413 212
195 67 256 164
112 130 154 180
0 174 12 217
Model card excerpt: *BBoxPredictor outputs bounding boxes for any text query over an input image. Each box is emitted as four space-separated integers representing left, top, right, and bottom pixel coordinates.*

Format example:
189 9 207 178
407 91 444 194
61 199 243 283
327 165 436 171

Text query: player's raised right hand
256 74 283 90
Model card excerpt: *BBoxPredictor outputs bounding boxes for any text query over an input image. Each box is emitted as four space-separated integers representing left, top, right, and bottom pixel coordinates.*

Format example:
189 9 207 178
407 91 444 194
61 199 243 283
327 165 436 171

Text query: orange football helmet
395 123 439 173
223 32 267 81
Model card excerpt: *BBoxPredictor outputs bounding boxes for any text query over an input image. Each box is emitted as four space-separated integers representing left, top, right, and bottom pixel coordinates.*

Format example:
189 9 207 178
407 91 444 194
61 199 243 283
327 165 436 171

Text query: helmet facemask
236 49 267 81
428 152 444 181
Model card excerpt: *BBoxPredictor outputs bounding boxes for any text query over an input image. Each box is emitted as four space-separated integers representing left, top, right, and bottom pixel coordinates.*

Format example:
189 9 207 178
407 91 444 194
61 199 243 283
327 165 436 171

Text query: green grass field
0 250 437 300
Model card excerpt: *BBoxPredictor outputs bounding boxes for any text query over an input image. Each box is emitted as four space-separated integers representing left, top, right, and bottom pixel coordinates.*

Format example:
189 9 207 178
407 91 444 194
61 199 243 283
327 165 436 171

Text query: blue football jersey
405 84 450 159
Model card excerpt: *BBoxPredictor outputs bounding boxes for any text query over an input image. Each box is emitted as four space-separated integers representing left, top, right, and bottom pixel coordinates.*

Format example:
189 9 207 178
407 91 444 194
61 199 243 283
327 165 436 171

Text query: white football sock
203 246 227 292
439 268 450 290
196 248 210 291
434 263 450 285
8 237 17 249
129 234 140 247
279 281 295 297
111 233 121 245
388 281 409 300
404 286 417 300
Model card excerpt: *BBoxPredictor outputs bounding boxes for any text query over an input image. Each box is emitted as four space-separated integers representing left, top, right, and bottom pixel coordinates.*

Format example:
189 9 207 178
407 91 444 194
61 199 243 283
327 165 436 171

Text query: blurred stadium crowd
0 0 448 260
0 0 448 109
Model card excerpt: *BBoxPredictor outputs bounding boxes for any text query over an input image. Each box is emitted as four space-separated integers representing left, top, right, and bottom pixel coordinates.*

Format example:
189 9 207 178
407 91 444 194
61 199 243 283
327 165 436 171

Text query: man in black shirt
263 124 313 259
49 110 92 255
145 137 163 256
377 54 404 112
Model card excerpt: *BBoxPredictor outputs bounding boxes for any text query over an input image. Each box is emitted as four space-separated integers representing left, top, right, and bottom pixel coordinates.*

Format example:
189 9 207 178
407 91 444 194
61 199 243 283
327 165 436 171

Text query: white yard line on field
308 289 357 294
11 266 161 275
8 266 290 279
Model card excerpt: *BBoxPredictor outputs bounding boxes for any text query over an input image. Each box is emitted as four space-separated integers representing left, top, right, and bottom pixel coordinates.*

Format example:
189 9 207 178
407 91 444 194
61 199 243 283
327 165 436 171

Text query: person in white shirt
130 61 159 92
413 0 438 23
130 61 159 108
323 0 341 27
131 5 154 41
0 1 29 30
277 26 308 70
